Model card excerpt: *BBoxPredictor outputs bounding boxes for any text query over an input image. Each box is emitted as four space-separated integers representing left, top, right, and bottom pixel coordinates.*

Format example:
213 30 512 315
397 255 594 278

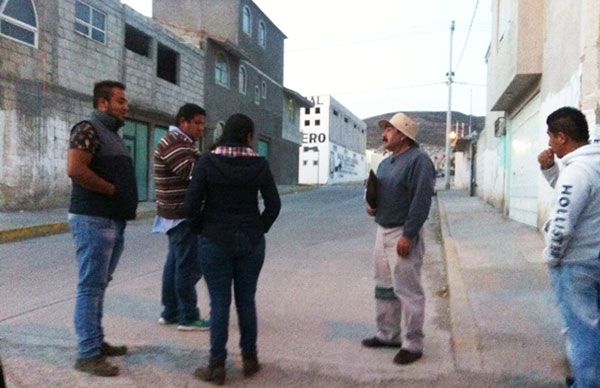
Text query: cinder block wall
0 0 204 210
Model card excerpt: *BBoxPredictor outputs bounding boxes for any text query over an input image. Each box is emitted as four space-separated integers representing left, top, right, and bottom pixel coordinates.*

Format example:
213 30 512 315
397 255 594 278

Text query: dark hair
217 113 255 146
93 80 126 108
175 103 206 126
546 106 589 143
404 136 418 148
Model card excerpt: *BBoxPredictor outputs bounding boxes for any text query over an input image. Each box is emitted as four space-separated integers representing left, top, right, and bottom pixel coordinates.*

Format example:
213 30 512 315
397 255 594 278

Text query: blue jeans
550 259 600 388
161 221 202 324
69 214 126 359
199 233 265 361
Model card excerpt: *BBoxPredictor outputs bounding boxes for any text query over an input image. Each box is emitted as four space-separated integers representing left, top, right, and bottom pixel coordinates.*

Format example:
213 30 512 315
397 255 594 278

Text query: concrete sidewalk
437 189 567 383
0 185 310 244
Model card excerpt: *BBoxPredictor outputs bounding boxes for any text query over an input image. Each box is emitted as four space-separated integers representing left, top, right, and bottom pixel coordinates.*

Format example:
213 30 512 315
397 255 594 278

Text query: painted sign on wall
302 133 326 144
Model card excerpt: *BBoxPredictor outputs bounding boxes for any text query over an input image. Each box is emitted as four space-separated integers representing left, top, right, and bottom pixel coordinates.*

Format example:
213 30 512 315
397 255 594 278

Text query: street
0 185 563 387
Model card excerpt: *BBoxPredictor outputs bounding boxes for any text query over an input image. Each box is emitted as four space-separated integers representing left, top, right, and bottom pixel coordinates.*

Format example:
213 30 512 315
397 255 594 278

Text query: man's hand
538 148 555 170
396 236 412 258
67 149 116 197
366 206 376 216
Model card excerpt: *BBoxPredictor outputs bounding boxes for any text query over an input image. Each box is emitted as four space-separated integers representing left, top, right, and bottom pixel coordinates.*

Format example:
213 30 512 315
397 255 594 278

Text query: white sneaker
158 317 177 325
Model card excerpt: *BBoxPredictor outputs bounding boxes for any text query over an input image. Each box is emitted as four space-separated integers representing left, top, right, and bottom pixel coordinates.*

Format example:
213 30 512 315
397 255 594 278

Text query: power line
286 21 487 53
454 81 486 87
287 26 445 53
454 0 480 72
320 82 446 96
302 81 485 98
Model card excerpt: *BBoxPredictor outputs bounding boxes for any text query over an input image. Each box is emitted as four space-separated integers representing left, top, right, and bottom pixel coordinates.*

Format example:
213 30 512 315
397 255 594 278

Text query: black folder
366 169 377 208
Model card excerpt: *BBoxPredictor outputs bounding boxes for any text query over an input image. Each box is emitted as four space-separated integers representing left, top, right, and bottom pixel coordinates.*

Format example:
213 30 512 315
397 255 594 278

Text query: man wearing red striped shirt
153 103 209 331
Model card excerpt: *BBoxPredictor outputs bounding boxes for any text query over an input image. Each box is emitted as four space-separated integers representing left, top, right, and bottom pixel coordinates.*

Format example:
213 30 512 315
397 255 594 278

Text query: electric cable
454 0 480 72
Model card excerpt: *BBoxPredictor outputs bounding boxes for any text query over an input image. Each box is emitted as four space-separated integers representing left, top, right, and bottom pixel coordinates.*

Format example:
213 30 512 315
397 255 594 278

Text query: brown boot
74 355 119 377
100 342 127 357
242 352 261 377
193 359 225 385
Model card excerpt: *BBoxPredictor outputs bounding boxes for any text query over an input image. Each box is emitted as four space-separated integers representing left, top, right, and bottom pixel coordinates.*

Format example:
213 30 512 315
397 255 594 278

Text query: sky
122 0 491 120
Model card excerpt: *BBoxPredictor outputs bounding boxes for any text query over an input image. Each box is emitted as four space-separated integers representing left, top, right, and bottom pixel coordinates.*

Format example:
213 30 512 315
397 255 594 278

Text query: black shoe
74 355 119 377
393 349 423 365
361 336 402 348
194 359 226 385
100 342 127 357
242 353 261 377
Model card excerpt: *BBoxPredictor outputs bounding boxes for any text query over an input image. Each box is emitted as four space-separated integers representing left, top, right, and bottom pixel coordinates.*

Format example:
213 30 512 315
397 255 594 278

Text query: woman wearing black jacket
185 113 281 384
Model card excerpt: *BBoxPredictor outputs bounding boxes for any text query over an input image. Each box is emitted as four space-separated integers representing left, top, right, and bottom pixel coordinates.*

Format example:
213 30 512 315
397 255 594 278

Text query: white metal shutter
508 95 541 226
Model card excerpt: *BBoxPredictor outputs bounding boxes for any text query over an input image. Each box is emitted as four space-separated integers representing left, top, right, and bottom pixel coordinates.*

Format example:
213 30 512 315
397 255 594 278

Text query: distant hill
363 111 485 149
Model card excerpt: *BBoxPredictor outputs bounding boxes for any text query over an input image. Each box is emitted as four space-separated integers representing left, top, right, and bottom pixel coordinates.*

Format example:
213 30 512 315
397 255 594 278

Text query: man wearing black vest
67 80 138 377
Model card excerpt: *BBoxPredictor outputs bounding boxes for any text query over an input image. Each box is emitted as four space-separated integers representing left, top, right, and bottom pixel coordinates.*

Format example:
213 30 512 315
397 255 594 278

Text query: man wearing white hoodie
538 107 600 388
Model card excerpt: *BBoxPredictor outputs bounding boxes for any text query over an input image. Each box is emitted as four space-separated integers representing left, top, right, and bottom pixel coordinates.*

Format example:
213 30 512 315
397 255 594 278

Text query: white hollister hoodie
542 144 600 266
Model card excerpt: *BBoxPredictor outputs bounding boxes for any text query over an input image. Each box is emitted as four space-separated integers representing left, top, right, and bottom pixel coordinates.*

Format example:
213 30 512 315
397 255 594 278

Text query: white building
365 149 388 174
476 0 600 229
298 95 367 185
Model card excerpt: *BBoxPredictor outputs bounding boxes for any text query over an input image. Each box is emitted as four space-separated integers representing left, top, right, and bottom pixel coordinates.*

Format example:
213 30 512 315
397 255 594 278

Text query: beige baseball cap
378 112 418 141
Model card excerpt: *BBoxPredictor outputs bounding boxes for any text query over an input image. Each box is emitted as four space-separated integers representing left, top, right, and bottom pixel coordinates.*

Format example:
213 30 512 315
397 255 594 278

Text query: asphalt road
0 184 561 387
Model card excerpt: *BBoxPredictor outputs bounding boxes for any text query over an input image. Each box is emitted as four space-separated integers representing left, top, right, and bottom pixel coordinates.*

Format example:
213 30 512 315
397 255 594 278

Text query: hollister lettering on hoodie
543 144 600 266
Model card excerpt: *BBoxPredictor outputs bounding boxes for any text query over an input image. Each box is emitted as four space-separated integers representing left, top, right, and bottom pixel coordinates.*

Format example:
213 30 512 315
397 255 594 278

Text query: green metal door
257 139 269 159
122 120 149 201
149 126 168 201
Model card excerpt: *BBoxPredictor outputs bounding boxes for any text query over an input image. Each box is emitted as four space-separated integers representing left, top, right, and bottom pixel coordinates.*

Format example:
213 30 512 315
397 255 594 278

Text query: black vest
69 112 138 220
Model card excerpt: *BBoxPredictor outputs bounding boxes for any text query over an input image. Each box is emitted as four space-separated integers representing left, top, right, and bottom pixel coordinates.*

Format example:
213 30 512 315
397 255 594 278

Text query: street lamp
449 130 457 142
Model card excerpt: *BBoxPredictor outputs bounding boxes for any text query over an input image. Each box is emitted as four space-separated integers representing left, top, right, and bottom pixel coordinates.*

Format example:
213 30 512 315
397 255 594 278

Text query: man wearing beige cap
362 112 435 365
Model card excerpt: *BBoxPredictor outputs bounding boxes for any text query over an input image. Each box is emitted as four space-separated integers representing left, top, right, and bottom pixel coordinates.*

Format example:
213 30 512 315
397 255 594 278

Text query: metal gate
149 126 168 201
508 95 541 226
122 120 149 201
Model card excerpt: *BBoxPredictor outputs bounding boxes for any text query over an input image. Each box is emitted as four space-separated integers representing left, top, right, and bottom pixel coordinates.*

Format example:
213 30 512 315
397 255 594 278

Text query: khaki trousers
373 225 425 352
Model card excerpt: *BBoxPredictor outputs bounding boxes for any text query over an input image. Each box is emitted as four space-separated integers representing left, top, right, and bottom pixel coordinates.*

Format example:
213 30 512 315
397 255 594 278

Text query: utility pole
444 20 455 189
316 147 320 187
468 88 473 137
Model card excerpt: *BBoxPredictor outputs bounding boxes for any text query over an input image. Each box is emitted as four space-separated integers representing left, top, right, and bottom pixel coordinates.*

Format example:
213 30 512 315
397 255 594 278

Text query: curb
0 186 315 244
0 223 71 244
0 210 157 245
436 193 483 371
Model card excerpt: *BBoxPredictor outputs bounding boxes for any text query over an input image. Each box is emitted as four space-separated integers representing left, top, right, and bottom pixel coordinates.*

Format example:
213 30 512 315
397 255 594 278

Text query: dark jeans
199 233 266 361
161 221 202 324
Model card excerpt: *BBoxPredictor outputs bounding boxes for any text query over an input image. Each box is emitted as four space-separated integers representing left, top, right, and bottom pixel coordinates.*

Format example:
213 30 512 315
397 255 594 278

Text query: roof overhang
283 87 312 108
207 36 249 61
491 73 541 111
